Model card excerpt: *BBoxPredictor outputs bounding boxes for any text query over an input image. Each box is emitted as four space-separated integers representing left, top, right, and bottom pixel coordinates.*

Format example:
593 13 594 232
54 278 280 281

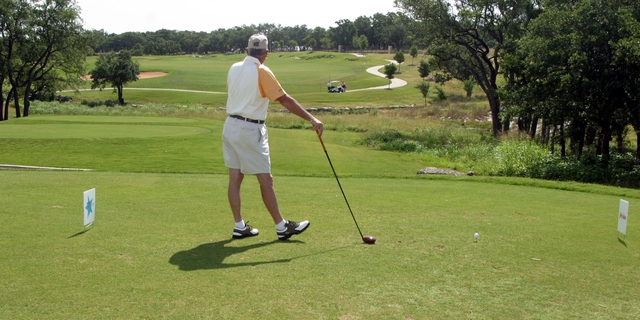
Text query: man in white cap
224 33 324 240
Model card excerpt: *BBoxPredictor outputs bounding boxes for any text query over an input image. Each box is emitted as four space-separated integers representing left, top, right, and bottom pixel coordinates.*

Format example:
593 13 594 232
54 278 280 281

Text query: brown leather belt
229 114 265 124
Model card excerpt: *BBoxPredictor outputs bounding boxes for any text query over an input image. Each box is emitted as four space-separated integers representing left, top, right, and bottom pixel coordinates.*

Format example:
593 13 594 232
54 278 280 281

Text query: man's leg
228 168 244 223
256 173 284 225
230 168 261 239
257 173 310 240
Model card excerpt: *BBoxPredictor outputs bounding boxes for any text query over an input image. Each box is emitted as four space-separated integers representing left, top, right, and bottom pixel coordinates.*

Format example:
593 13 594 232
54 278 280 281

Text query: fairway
1 170 639 319
67 53 426 108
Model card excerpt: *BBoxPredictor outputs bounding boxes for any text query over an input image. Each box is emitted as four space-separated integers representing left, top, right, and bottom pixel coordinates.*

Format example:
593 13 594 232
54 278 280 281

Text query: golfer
224 34 324 240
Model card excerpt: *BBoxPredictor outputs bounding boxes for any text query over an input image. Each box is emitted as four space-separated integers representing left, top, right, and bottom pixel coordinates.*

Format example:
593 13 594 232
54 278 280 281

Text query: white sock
276 220 287 231
235 220 246 230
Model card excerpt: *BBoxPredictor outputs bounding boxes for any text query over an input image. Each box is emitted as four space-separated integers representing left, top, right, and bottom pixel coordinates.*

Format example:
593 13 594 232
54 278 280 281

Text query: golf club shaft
318 134 364 238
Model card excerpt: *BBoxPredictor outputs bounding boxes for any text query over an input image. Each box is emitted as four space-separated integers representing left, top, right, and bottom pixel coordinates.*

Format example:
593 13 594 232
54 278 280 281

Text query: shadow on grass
618 237 628 247
169 239 347 271
169 239 287 270
68 229 90 238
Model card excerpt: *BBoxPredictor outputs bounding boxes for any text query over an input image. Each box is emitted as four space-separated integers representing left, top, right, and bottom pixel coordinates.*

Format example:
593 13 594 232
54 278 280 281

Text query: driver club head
362 236 376 244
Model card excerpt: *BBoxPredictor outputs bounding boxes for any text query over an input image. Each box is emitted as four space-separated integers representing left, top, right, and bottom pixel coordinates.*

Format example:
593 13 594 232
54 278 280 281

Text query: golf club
317 133 376 244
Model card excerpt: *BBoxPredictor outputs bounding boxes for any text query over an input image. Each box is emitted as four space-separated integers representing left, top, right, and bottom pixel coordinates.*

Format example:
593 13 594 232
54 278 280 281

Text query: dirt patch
81 71 168 81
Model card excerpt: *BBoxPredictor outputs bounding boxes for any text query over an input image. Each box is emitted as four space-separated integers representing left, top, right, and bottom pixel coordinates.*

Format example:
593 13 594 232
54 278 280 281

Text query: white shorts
222 116 270 174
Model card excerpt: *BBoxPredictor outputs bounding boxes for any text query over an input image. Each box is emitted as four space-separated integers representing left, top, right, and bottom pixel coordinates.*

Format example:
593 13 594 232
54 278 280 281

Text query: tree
330 19 357 50
305 38 317 51
1 0 30 120
503 0 640 161
320 37 334 50
393 51 405 72
0 0 16 120
1 0 86 119
409 45 418 65
417 59 431 80
22 0 86 116
371 13 392 49
354 16 374 48
614 16 640 162
281 25 308 50
306 27 328 50
130 43 144 56
271 40 282 52
383 63 397 89
380 13 412 51
397 0 540 136
288 40 298 51
84 29 108 54
352 35 369 53
90 51 140 105
415 81 430 106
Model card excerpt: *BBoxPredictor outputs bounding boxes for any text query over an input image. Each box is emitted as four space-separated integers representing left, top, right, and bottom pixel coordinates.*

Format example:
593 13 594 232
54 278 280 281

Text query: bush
493 138 553 177
81 100 117 108
364 126 639 188
529 152 640 188
364 127 489 156
463 79 475 97
434 86 448 101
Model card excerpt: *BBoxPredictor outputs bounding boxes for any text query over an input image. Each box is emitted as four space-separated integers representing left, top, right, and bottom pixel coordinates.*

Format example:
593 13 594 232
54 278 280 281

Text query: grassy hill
69 52 487 111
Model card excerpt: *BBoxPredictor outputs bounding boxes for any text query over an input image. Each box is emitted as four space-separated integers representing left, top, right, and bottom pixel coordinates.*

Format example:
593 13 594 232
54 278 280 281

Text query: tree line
84 12 413 55
397 0 640 163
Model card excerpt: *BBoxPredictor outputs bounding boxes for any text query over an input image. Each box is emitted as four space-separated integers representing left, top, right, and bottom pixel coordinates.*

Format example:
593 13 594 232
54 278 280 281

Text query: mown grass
1 169 639 319
0 114 429 177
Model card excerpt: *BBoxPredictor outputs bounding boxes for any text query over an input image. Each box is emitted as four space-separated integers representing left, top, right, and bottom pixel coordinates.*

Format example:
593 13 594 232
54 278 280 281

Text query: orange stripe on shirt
258 65 287 101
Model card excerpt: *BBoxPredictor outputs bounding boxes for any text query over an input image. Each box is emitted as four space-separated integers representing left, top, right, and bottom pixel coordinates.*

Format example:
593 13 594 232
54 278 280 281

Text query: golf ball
474 232 480 238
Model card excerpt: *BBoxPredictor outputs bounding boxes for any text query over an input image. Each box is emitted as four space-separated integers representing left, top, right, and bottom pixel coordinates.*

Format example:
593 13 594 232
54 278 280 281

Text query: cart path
348 63 407 92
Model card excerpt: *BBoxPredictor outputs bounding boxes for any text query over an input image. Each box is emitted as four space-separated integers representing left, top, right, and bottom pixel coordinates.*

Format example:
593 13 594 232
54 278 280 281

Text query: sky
75 0 399 34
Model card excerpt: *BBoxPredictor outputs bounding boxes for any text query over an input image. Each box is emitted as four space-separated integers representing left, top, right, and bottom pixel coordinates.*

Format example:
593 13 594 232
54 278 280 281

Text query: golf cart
327 80 344 93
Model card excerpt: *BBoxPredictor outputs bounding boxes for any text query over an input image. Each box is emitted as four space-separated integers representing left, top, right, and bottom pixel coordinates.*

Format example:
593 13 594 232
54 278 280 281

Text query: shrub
493 138 554 177
527 152 640 188
463 79 475 97
434 86 448 101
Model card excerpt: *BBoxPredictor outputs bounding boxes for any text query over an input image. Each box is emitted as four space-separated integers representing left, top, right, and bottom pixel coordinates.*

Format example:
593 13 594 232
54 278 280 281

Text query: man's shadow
168 239 295 271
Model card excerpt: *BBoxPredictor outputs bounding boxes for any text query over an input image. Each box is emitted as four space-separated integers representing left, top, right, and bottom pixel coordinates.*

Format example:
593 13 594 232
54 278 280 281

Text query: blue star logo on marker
85 198 93 217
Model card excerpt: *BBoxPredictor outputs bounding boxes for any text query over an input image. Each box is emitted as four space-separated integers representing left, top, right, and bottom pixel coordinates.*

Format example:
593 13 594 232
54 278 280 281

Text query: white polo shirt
226 56 286 121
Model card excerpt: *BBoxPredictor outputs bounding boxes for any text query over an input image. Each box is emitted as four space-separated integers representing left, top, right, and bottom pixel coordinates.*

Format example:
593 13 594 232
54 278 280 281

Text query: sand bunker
82 71 168 80
137 71 168 79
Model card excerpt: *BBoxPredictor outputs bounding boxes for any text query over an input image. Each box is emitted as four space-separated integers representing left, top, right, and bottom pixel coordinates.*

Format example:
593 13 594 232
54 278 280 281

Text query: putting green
0 124 210 139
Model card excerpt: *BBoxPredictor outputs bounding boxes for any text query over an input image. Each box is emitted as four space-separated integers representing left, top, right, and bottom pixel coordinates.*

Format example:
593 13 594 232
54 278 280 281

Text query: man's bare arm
276 94 324 136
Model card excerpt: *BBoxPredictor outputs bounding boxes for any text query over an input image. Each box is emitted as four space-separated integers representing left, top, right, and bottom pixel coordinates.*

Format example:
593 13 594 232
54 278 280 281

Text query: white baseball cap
248 34 268 50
